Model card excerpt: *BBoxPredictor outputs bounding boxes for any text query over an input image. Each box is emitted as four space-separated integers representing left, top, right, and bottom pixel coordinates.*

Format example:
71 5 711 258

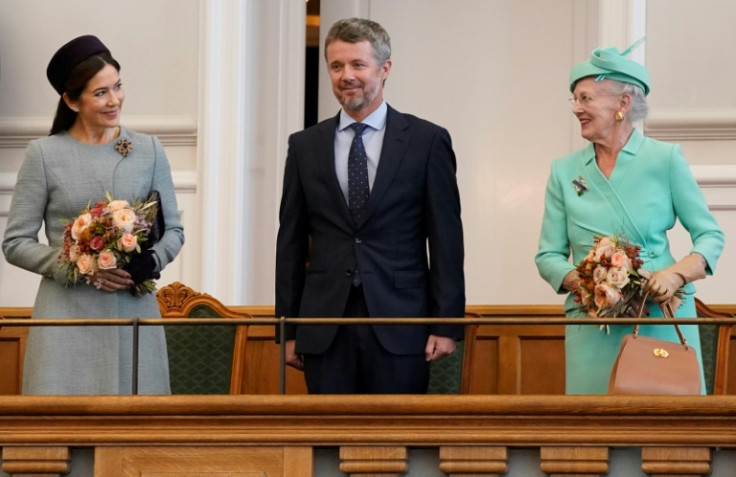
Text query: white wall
645 0 736 303
329 0 594 305
0 0 733 307
0 0 200 306
318 0 735 305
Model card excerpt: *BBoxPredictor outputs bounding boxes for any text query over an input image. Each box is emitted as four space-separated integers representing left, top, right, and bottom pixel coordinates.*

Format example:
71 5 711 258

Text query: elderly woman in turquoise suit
535 41 724 395
2 35 184 394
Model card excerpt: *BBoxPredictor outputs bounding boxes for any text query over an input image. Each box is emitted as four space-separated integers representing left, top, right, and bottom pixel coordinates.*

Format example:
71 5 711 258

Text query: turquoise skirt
565 294 705 395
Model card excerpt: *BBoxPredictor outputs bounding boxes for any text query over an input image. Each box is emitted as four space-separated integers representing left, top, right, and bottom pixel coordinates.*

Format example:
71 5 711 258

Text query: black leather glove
123 249 160 283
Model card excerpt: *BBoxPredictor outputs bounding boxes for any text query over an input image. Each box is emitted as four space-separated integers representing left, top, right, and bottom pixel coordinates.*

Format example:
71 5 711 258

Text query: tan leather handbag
608 298 702 395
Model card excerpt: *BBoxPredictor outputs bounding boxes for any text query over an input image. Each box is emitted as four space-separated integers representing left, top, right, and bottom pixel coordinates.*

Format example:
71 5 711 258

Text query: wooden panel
725 335 736 394
463 333 499 394
463 324 565 395
520 337 565 394
0 323 27 395
95 446 312 477
238 325 307 395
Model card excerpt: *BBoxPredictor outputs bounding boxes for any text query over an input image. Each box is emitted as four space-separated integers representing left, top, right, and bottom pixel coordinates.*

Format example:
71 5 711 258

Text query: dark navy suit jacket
275 105 465 355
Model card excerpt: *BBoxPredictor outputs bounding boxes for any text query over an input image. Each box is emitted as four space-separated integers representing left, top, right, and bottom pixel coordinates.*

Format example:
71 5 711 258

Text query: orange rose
112 208 136 232
117 233 138 252
71 213 92 241
76 254 98 275
97 250 117 270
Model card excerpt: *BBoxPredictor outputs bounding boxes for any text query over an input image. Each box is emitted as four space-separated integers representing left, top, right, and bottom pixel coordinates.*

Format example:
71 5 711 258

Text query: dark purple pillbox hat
46 35 110 95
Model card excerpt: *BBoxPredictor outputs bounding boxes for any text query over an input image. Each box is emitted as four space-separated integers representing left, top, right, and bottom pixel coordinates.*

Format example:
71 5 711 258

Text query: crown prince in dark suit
276 18 465 394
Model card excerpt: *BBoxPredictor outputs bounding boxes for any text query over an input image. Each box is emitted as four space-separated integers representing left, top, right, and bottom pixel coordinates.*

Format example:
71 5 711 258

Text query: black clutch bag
144 190 165 248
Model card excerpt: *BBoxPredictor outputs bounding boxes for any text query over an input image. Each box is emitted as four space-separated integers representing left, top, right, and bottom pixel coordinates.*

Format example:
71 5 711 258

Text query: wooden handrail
2 317 736 327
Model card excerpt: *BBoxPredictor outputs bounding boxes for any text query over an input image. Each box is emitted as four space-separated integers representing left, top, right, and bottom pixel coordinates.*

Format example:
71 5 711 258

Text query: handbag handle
634 290 689 347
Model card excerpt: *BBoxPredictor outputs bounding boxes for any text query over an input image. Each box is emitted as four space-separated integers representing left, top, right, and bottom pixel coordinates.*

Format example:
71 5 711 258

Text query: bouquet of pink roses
58 192 159 296
574 235 645 324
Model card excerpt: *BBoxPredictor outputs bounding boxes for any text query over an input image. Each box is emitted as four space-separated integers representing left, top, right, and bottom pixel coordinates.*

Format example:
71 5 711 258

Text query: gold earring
614 111 625 122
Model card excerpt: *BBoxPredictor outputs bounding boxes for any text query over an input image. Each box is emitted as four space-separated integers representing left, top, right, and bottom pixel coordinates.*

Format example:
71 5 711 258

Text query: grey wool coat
2 127 184 395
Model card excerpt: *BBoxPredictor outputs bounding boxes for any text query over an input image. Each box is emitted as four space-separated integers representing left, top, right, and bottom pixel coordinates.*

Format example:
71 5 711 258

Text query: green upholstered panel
165 304 236 395
427 340 465 394
698 323 717 395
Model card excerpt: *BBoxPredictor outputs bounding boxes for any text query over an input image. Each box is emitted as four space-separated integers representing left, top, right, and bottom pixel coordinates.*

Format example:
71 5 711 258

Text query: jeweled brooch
572 176 588 196
115 138 133 158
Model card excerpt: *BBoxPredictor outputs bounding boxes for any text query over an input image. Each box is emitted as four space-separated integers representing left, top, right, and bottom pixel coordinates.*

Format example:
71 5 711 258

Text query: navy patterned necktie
347 122 370 221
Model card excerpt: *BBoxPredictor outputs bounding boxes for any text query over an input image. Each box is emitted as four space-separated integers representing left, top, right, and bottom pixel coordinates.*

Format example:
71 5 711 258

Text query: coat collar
582 128 645 165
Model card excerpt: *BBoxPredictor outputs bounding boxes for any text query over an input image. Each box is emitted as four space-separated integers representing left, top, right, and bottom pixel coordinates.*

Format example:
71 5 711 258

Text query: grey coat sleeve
147 136 185 271
2 141 70 283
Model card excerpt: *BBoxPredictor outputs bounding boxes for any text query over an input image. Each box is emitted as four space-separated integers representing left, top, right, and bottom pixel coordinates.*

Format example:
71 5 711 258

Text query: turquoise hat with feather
569 38 650 96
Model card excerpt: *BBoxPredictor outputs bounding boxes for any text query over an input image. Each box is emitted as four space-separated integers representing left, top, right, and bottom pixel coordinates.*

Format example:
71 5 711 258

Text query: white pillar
598 0 647 62
598 0 647 130
197 0 304 304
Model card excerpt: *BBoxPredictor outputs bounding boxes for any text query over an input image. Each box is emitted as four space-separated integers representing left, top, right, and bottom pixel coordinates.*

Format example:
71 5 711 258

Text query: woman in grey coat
2 35 184 395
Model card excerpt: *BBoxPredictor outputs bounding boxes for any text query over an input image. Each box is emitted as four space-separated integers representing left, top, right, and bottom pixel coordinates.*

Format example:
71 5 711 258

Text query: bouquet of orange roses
59 192 160 296
574 235 646 327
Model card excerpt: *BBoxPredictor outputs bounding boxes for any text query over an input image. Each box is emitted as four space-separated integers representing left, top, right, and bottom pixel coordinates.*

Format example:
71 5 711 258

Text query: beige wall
0 0 733 307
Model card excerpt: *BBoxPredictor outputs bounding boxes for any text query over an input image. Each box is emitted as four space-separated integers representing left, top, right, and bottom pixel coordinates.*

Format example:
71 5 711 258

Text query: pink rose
71 213 92 241
112 208 136 232
594 283 621 309
610 250 630 269
594 242 616 261
76 254 98 275
97 250 117 270
117 232 138 252
107 200 130 212
606 266 630 288
592 265 607 284
89 235 105 252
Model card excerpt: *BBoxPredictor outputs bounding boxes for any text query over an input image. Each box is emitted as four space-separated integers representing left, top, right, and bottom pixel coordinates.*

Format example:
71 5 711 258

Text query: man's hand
284 339 304 371
425 334 456 362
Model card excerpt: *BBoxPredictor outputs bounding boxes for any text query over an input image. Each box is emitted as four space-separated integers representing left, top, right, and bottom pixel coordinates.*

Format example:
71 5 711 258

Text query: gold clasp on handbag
653 348 670 358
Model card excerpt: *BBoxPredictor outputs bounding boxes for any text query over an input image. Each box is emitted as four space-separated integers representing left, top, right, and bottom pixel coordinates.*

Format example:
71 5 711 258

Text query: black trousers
303 286 429 394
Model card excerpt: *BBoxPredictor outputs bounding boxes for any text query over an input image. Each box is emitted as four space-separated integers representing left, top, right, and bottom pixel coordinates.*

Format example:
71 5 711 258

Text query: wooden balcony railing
2 394 736 476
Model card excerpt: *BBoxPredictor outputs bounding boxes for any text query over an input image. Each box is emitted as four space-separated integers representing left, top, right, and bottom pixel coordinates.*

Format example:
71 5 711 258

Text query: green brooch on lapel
572 176 588 196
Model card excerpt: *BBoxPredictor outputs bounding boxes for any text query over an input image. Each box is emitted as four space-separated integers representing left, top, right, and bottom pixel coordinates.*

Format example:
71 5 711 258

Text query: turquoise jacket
535 129 724 315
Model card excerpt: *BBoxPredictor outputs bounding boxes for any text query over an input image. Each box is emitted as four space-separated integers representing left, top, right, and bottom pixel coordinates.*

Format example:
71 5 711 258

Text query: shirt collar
338 101 387 132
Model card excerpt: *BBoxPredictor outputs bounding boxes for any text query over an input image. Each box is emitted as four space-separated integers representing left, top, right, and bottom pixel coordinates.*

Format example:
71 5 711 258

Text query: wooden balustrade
1 394 736 476
3 300 736 396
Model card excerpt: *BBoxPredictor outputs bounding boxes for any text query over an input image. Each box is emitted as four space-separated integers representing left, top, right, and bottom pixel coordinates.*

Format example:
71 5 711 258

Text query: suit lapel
357 106 410 227
316 113 354 224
